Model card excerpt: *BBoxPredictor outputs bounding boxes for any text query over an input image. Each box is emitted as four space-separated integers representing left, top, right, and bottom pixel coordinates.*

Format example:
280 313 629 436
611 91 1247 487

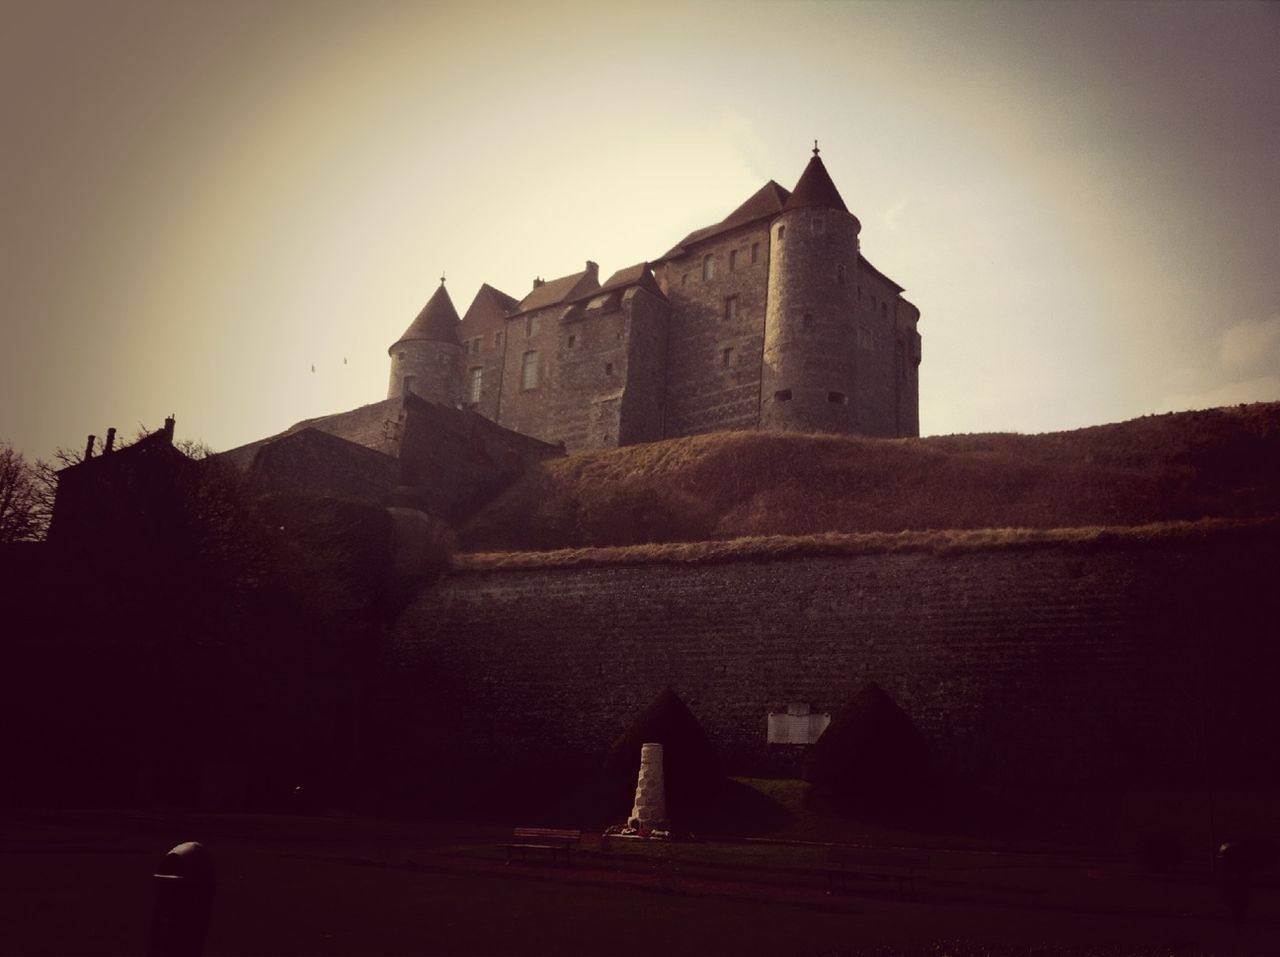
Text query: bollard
146 841 214 957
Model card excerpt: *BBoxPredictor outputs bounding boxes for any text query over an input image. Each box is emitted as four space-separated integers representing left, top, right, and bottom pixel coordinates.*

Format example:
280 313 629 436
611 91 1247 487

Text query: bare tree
0 443 45 542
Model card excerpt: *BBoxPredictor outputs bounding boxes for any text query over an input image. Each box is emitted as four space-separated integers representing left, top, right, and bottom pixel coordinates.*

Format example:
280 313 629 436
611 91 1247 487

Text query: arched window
702 254 715 281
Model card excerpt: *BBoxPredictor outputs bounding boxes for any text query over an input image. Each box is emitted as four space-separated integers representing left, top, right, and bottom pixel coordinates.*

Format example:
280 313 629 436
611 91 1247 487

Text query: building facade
387 149 922 454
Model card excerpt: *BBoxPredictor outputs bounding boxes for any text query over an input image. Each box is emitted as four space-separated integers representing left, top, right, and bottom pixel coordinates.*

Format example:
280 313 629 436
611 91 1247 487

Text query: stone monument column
629 742 668 830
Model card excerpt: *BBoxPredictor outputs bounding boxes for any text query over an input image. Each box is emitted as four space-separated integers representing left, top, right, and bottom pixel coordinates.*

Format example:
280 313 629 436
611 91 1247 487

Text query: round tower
761 147 862 434
387 278 463 404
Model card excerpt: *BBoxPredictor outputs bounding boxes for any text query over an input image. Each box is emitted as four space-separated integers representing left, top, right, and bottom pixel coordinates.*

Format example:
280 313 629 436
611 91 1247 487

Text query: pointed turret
783 144 849 213
389 281 461 352
386 277 464 403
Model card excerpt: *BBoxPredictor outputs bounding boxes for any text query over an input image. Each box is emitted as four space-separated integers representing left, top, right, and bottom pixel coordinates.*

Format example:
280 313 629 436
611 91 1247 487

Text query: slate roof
594 262 665 299
784 152 848 213
462 283 520 324
516 264 599 313
657 180 792 261
390 283 461 349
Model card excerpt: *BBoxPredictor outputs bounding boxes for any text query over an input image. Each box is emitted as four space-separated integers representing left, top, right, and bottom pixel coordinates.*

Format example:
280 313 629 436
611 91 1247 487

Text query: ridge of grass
460 403 1280 554
452 515 1280 573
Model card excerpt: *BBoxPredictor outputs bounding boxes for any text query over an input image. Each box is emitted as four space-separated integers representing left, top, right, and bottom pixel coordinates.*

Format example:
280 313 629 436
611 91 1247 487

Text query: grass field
460 403 1280 553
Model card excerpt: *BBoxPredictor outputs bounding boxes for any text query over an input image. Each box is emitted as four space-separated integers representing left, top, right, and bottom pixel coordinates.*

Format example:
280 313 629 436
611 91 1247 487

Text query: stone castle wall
387 528 1280 785
656 223 773 438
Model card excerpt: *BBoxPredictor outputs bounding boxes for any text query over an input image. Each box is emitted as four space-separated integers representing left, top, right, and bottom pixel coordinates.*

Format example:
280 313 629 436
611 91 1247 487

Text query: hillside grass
460 402 1280 553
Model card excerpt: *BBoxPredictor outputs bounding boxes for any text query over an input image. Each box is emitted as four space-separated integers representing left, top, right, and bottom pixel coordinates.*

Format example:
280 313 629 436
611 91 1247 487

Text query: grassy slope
461 402 1280 553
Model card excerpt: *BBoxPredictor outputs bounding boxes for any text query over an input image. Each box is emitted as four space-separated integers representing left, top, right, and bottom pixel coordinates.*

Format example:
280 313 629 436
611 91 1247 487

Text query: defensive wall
387 520 1280 787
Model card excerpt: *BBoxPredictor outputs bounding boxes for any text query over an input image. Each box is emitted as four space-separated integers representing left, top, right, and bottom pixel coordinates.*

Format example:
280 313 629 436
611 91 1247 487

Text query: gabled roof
595 261 665 299
784 152 848 213
462 283 519 325
516 263 599 314
657 180 791 261
391 283 461 349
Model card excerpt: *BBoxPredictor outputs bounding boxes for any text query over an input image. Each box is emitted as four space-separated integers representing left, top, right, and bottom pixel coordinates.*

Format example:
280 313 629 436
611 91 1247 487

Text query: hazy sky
2 0 1277 459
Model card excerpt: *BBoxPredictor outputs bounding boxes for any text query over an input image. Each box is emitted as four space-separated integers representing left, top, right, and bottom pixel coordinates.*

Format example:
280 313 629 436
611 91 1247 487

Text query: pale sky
2 0 1277 459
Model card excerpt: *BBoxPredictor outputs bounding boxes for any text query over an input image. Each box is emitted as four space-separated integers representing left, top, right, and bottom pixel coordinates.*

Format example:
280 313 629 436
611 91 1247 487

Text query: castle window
471 337 481 356
397 350 406 363
777 225 785 242
521 351 538 389
802 312 813 331
526 315 539 338
724 296 738 322
567 334 576 349
494 330 503 348
827 391 847 404
702 254 715 281
881 302 888 318
681 273 688 286
858 325 874 351
605 361 614 375
721 347 733 368
812 216 824 234
469 367 483 403
751 242 760 264
774 389 792 402
403 375 417 396
729 249 738 272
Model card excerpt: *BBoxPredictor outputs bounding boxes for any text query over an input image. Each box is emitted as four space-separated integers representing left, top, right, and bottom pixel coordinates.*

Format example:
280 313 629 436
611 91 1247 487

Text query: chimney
163 415 176 443
532 276 545 289
104 427 116 454
585 260 599 279
84 435 95 460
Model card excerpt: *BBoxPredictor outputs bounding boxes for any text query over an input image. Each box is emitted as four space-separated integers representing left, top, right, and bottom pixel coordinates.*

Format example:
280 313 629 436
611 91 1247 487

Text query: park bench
506 827 582 866
825 846 929 897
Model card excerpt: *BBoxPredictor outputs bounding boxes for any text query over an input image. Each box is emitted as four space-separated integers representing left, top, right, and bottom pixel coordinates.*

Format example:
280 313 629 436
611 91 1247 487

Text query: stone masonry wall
657 224 772 438
387 530 1280 785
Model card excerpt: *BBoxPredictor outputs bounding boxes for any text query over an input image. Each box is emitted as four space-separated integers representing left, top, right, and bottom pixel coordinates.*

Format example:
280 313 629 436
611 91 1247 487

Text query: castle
387 147 921 454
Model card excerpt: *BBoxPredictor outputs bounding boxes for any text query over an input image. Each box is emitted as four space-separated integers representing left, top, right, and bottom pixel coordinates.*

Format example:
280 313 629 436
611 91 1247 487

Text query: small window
751 242 760 264
721 347 733 368
567 334 576 349
837 264 847 285
403 375 417 396
777 225 785 241
469 367 483 403
812 216 824 234
729 249 738 272
724 296 738 322
802 313 813 331
827 391 846 404
681 273 688 286
774 389 792 402
858 325 874 351
521 350 538 389
526 315 539 337
397 350 406 363
605 361 614 375
857 285 862 301
881 302 888 318
494 330 503 348
702 254 715 281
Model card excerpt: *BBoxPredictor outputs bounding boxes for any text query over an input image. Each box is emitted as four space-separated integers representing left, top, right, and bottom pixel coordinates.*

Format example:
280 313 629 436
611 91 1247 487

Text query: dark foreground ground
2 809 1277 956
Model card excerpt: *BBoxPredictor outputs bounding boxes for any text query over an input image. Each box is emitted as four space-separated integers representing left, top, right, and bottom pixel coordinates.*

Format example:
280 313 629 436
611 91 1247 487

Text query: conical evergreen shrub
601 687 723 826
802 681 930 814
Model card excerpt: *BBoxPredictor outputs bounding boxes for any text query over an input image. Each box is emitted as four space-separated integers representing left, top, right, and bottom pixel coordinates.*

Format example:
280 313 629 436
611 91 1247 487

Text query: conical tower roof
390 282 461 351
784 147 849 213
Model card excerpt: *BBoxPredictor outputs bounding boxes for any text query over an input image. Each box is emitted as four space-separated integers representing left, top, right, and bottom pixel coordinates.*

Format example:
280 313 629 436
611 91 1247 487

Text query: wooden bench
825 847 928 896
506 827 582 866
